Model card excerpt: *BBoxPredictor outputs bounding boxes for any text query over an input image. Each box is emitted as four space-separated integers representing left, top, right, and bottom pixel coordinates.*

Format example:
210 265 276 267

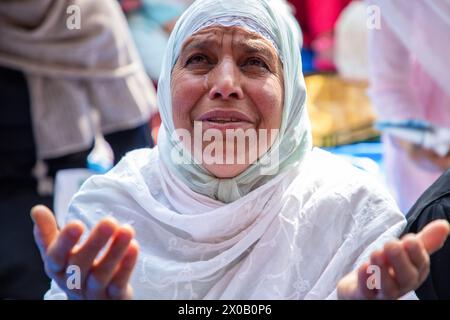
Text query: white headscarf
368 0 450 98
157 0 312 203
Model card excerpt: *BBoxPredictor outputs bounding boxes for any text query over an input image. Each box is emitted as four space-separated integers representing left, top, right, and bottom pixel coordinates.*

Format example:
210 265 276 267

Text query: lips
197 110 253 123
205 118 243 123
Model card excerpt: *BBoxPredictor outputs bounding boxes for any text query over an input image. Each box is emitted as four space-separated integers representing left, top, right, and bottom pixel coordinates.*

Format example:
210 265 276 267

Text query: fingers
31 205 59 255
339 220 449 301
401 234 429 284
68 218 118 288
86 225 135 296
373 231 441 300
45 222 85 276
416 219 450 254
356 261 378 299
384 240 419 294
107 240 139 300
31 207 138 300
336 271 357 300
370 250 399 299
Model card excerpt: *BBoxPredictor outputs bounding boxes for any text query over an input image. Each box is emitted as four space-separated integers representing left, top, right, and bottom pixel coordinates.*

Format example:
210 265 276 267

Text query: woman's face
171 26 284 178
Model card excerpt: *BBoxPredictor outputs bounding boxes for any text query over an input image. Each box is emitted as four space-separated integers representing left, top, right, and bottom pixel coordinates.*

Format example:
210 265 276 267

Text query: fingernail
30 206 38 221
121 224 135 236
445 220 450 229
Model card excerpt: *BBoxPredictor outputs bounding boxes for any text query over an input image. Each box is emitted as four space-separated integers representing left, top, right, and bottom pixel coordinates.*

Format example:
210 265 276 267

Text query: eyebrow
241 41 276 60
181 37 277 61
182 39 216 53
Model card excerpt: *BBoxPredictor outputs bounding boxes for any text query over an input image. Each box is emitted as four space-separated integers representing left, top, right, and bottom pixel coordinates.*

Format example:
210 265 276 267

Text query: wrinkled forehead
171 4 284 66
179 25 280 61
192 16 280 54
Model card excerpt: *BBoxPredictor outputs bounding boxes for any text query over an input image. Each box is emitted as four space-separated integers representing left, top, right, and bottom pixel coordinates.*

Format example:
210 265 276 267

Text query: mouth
203 117 246 123
197 110 253 124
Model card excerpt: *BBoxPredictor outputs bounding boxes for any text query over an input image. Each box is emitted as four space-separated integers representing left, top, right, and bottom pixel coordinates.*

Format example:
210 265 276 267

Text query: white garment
335 1 369 81
367 0 450 213
45 147 408 299
368 0 450 99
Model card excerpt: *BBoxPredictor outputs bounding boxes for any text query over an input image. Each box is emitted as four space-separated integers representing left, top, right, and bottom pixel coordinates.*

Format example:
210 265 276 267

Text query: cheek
250 80 283 129
171 72 206 130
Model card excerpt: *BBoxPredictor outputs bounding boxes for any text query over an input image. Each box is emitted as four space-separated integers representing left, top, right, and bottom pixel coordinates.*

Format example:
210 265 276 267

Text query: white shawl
45 147 407 299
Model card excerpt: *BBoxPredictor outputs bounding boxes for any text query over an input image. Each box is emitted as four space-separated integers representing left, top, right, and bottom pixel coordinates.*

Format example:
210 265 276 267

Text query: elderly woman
32 0 448 300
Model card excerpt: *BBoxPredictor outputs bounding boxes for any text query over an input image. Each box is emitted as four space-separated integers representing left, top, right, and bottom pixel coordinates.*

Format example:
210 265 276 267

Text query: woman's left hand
337 219 450 299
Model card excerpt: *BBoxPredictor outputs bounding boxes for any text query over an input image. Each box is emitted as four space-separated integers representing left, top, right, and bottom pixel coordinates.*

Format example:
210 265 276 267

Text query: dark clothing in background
403 169 450 300
0 66 51 299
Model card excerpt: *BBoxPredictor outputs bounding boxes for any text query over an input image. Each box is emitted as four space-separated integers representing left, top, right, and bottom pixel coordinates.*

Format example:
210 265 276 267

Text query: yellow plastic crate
305 74 380 147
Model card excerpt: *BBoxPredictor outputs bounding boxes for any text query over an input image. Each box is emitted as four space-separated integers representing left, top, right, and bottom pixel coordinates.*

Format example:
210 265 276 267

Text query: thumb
416 219 450 255
31 205 59 253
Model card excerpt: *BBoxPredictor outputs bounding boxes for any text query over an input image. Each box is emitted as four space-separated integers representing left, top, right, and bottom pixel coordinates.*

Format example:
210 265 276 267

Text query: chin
204 163 251 179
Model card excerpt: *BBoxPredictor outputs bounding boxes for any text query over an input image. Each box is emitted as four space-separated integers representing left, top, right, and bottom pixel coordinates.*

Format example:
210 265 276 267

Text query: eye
185 54 209 66
243 57 269 70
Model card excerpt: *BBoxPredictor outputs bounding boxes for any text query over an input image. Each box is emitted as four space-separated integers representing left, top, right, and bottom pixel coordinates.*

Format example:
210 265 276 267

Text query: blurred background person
368 0 450 214
0 0 157 299
289 0 352 72
121 0 193 82
334 0 368 82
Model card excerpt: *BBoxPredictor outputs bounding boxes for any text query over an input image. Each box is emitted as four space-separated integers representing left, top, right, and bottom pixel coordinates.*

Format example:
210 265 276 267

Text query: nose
208 58 244 100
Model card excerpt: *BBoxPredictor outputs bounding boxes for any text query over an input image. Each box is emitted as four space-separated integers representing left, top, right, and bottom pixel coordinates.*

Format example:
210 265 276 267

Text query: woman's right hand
31 205 139 300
